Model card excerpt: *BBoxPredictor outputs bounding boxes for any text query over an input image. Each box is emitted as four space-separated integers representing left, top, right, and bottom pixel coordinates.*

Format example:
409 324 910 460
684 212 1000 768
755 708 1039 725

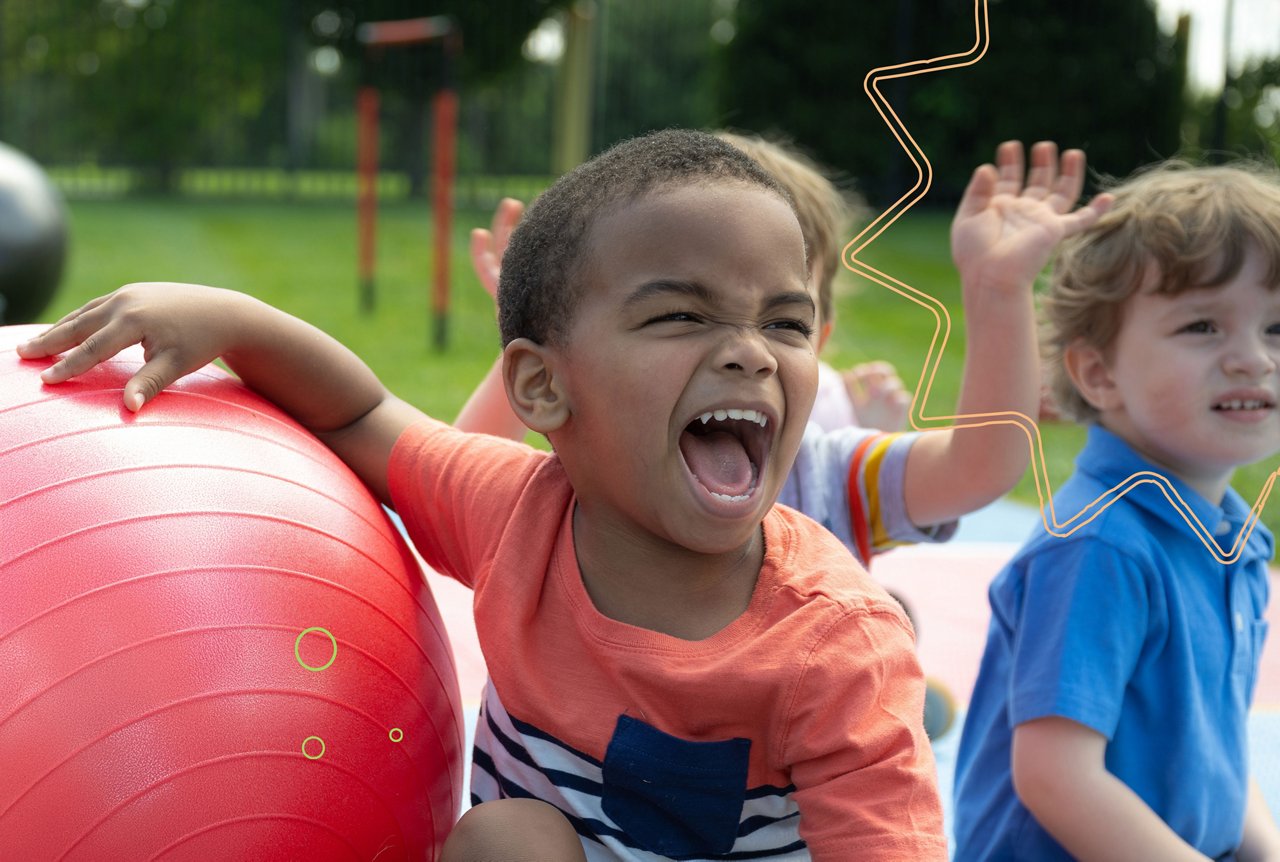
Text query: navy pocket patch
601 714 750 857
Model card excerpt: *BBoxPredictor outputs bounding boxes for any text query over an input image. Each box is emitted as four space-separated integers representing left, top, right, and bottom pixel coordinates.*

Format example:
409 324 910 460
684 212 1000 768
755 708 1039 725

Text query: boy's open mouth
678 408 771 503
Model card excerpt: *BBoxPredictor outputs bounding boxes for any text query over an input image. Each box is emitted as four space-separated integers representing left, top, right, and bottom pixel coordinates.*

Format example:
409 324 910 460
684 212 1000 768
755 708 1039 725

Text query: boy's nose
1223 335 1279 377
717 329 778 377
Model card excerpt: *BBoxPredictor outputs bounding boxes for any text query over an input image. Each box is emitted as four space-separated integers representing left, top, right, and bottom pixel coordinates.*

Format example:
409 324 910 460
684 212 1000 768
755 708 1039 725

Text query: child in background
20 129 1106 860
952 161 1280 861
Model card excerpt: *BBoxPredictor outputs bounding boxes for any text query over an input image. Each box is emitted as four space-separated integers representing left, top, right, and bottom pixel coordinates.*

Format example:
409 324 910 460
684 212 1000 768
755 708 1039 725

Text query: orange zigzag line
843 0 1276 563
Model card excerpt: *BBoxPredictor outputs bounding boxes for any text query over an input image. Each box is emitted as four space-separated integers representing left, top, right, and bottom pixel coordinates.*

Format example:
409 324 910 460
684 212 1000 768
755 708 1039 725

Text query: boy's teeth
1218 399 1268 410
696 409 768 427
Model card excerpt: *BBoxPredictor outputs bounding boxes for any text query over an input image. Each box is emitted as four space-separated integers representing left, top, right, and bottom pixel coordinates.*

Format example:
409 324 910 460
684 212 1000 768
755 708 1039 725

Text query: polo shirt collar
1075 424 1274 563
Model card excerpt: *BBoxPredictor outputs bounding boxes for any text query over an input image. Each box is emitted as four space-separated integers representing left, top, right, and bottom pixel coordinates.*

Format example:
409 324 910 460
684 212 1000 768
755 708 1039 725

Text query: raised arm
15 283 423 502
1012 717 1211 861
903 141 1113 528
454 197 529 442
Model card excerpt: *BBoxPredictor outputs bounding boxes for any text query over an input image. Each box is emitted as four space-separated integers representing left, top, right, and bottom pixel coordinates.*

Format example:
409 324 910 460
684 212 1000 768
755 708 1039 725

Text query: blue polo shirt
952 424 1273 861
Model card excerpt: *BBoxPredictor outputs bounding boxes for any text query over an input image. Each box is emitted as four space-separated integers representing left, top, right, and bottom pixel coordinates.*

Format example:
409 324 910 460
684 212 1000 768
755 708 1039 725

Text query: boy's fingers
470 228 499 299
955 163 999 219
45 294 112 330
1023 141 1058 197
494 198 524 251
123 350 188 412
1090 192 1116 216
37 318 140 383
17 306 109 359
1048 149 1088 211
993 140 1025 196
1059 198 1111 236
15 327 63 359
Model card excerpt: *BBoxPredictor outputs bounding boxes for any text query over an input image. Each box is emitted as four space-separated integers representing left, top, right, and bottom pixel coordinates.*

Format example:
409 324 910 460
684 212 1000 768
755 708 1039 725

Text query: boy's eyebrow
622 279 716 308
762 290 818 316
623 279 816 316
1157 294 1228 315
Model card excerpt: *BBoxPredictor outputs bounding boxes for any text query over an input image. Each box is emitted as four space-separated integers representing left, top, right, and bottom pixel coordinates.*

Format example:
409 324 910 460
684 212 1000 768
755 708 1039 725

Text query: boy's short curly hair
498 128 795 347
1042 160 1280 423
714 131 865 327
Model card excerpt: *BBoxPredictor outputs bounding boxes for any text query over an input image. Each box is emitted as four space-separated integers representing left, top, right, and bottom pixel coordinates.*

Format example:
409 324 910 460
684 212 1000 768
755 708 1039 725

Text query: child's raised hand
951 141 1113 295
469 197 525 301
15 283 244 412
843 360 911 432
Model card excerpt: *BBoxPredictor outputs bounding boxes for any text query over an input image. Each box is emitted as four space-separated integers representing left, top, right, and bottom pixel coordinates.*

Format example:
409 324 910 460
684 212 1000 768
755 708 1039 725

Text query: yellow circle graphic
302 735 326 760
294 626 337 672
389 727 404 743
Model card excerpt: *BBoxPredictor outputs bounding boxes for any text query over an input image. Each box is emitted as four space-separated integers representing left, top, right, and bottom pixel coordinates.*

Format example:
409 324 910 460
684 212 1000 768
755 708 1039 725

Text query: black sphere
0 142 67 324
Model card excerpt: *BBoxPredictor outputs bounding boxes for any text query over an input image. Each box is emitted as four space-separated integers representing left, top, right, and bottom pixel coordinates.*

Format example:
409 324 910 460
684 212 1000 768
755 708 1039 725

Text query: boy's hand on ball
16 283 244 412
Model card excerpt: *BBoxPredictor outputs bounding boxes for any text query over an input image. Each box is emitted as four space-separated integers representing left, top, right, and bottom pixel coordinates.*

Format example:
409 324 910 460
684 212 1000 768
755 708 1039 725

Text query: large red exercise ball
0 144 67 325
0 324 463 860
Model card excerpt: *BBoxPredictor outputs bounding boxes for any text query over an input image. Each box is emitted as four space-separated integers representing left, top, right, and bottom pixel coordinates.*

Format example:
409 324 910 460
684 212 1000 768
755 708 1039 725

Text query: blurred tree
0 0 572 191
1183 57 1280 164
719 0 1186 206
589 0 719 152
3 0 283 190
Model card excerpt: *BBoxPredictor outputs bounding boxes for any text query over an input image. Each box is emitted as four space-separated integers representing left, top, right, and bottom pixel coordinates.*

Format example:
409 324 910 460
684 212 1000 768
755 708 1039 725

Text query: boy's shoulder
765 505 907 623
1012 424 1272 572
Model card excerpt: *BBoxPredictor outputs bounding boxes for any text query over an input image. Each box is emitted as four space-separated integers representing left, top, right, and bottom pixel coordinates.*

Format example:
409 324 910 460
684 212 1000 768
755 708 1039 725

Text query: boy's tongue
680 429 754 497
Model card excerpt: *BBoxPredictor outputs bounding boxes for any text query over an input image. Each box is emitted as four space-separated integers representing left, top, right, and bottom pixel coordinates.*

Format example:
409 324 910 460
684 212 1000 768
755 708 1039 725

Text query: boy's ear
1063 338 1121 412
503 337 571 434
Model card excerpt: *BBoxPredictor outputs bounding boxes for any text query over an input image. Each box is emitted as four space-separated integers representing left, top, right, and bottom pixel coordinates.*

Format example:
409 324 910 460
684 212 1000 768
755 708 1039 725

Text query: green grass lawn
53 198 503 421
36 197 1280 538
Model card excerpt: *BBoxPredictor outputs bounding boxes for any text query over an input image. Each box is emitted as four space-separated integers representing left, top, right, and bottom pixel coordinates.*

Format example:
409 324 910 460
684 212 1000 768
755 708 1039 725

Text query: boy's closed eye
644 310 705 326
764 318 816 338
640 310 815 340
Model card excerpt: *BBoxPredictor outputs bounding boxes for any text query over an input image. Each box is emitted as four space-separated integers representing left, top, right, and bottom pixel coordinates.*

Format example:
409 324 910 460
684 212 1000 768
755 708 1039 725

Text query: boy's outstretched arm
454 197 528 442
903 141 1113 528
1012 717 1213 861
15 283 423 503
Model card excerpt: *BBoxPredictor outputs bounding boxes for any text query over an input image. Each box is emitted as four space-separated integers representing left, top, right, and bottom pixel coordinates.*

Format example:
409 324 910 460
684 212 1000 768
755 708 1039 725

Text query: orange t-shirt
390 418 945 861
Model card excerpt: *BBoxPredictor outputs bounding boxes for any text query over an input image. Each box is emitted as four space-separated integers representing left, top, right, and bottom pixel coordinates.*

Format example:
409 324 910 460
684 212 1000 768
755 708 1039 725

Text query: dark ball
0 142 67 325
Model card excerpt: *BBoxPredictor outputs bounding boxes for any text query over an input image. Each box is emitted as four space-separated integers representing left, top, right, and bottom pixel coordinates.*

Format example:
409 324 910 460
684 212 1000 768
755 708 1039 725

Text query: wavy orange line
844 0 1275 562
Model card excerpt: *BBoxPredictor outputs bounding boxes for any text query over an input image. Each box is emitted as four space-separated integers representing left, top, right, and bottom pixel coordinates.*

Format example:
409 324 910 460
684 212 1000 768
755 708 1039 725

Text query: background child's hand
951 140 1113 296
15 282 245 412
842 360 910 432
469 197 525 301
